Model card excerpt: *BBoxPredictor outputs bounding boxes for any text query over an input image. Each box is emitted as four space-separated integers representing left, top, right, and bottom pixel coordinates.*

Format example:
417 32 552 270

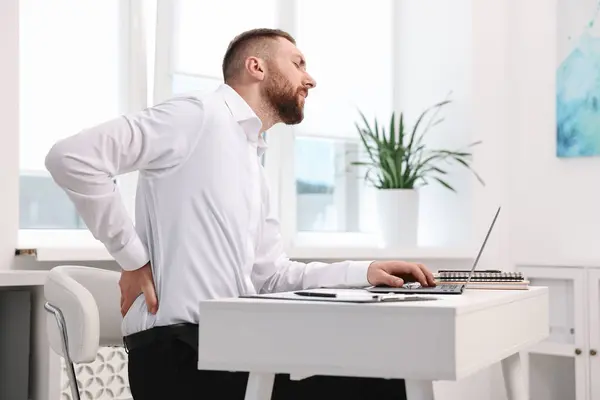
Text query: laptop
367 206 502 295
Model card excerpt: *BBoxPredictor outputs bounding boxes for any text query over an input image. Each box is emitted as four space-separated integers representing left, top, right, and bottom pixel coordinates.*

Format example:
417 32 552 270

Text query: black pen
294 291 337 298
294 291 379 301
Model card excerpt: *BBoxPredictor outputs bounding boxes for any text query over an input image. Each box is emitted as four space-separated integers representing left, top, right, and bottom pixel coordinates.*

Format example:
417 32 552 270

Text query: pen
294 291 380 301
294 291 337 298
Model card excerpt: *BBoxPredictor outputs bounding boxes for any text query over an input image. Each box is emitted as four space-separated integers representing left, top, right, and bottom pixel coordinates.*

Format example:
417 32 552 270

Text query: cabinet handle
591 349 597 356
575 348 582 355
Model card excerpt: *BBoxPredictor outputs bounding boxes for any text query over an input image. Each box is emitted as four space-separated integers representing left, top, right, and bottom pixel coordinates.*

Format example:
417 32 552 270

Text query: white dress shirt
46 84 372 336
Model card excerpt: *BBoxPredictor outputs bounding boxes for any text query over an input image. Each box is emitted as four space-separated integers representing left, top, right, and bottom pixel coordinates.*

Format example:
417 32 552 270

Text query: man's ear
245 56 266 81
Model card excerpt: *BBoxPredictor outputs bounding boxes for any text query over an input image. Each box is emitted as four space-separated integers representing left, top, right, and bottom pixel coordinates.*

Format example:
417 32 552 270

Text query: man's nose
305 73 317 89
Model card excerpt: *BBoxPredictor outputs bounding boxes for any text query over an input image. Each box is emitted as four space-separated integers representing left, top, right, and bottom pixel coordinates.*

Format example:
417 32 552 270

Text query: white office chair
44 265 129 400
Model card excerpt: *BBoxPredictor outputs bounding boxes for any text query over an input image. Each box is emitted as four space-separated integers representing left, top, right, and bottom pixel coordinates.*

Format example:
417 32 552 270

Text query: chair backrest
44 265 122 363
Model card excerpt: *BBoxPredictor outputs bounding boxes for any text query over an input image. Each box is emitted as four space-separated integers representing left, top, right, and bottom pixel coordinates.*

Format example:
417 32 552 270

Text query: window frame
17 0 149 246
283 132 384 250
293 136 364 233
274 1 400 252
14 0 480 260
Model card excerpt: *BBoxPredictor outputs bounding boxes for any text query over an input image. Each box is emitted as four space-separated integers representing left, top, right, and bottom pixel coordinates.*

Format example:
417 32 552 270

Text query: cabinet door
518 266 588 400
587 268 600 400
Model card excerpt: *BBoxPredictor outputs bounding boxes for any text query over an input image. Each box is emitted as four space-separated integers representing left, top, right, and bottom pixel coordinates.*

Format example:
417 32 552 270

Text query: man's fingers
385 273 404 287
417 263 436 286
143 282 159 314
119 284 126 316
405 263 427 286
121 296 134 317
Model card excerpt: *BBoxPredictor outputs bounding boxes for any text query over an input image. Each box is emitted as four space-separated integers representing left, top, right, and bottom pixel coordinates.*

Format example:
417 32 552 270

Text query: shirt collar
217 84 268 155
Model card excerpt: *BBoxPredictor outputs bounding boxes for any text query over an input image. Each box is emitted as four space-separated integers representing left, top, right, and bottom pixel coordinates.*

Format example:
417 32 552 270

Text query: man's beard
262 68 305 125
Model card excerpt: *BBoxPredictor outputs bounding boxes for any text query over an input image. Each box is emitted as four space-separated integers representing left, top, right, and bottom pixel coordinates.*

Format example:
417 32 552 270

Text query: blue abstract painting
557 0 600 157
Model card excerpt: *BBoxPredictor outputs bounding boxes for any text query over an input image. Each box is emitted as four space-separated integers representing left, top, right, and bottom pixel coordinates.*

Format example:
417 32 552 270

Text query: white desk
197 287 549 400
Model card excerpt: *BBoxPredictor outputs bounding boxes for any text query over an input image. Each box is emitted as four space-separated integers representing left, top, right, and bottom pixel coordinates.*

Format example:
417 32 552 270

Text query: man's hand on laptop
367 261 436 288
119 262 159 317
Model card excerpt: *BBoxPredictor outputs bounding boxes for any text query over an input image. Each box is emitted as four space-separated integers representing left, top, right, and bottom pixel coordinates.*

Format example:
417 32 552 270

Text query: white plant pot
376 189 419 248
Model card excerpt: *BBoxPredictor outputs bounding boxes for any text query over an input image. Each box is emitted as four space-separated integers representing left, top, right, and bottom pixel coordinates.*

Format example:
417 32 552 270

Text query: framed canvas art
556 0 600 157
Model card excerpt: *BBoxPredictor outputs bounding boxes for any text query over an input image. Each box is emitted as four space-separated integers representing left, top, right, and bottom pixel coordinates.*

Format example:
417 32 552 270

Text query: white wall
509 0 600 267
0 0 20 271
474 0 600 398
471 0 513 277
474 0 600 270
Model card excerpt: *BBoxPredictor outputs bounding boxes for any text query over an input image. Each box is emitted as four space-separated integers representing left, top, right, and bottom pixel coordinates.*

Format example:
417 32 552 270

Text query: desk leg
501 352 527 400
405 380 434 400
244 372 275 400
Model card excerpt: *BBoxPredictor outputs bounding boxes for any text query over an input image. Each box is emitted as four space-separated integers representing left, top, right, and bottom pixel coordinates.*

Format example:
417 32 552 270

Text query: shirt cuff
111 235 149 271
345 260 373 287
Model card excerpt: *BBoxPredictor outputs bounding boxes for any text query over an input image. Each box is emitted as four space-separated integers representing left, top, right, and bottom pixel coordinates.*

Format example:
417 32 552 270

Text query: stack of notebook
434 270 530 290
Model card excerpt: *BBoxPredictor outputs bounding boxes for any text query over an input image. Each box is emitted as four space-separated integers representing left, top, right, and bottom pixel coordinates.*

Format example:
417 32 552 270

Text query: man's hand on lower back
367 260 436 288
119 262 158 317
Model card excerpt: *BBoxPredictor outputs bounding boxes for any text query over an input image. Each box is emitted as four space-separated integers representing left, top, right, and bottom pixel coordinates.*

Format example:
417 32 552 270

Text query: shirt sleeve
45 96 204 271
251 172 372 293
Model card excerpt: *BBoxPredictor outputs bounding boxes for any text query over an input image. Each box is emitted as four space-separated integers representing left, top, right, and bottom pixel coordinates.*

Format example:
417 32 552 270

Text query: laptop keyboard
438 284 460 291
403 283 461 291
367 283 464 294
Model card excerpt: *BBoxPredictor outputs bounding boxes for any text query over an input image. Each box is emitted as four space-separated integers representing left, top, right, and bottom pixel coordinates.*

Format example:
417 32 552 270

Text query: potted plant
352 98 484 247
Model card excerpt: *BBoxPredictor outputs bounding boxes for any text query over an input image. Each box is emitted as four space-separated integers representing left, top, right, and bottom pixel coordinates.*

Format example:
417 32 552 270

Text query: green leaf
350 161 375 167
429 117 445 128
364 168 381 188
355 123 377 164
398 112 405 149
389 113 396 149
375 119 386 147
358 110 373 135
437 150 471 157
395 147 405 186
454 157 470 168
384 152 399 188
433 177 456 192
407 100 450 151
453 156 485 185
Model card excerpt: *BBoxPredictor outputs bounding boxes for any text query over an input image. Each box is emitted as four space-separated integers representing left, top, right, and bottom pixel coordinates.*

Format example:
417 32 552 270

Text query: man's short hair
222 28 296 83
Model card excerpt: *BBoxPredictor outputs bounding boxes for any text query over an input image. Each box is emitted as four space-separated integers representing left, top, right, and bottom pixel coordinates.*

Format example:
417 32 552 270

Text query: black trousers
127 331 407 400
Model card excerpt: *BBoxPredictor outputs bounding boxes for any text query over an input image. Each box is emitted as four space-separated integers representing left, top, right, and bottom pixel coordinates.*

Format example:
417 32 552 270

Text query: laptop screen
465 207 502 285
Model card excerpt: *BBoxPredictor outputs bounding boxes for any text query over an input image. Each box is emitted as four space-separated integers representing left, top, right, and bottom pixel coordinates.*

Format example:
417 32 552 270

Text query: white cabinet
518 265 600 400
588 269 600 400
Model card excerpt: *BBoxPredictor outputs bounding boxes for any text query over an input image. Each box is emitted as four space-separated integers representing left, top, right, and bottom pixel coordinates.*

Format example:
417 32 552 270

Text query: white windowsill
17 229 112 262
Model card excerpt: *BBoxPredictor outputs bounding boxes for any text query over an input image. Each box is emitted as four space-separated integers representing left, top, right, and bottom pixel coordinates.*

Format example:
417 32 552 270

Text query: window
156 0 277 101
19 0 123 229
16 0 471 249
289 0 393 243
295 137 380 233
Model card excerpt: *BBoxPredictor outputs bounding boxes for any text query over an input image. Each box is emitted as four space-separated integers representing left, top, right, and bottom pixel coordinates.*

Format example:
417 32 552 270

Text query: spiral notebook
436 270 525 282
434 269 529 290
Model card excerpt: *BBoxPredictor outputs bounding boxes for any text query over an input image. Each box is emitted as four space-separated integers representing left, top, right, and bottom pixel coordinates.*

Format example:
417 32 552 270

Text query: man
46 28 436 399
